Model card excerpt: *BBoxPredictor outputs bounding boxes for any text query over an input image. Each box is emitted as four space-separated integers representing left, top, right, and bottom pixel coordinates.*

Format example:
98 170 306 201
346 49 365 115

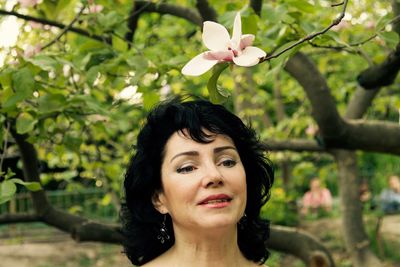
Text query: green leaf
262 4 286 24
378 31 399 49
112 35 128 52
83 49 115 70
100 193 112 206
0 127 3 150
55 0 76 16
86 66 100 86
126 55 148 70
285 0 315 13
63 135 82 151
98 11 120 30
242 14 259 35
376 14 393 30
143 91 160 111
10 178 42 191
0 68 13 90
2 68 35 109
207 63 230 104
38 93 67 113
0 180 17 203
4 168 16 180
25 55 59 72
69 95 108 115
13 67 35 93
16 112 37 134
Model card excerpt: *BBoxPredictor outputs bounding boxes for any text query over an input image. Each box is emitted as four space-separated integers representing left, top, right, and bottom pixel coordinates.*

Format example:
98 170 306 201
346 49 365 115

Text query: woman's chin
195 215 239 230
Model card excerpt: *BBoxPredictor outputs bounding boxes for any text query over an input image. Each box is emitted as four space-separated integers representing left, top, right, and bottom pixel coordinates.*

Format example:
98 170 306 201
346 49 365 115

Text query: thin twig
307 13 400 55
0 121 11 175
41 6 86 50
261 0 349 62
331 1 344 7
0 9 109 44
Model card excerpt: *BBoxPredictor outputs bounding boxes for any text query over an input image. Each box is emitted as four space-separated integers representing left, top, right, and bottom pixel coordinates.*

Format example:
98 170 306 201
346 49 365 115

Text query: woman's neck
162 225 251 267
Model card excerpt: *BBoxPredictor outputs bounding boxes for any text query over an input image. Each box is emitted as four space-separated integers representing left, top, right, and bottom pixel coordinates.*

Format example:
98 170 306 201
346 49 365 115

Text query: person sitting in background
380 175 400 214
301 177 332 217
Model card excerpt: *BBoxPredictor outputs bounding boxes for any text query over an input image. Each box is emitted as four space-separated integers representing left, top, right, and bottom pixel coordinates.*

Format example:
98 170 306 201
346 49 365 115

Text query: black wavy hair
121 97 274 265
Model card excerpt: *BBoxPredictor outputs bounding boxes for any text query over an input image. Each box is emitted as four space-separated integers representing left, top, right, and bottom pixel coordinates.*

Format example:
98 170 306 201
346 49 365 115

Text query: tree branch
0 213 39 224
345 88 380 119
250 0 263 16
267 225 335 267
357 44 400 89
9 126 123 243
356 12 400 89
261 0 348 62
0 9 109 44
195 0 217 22
284 52 400 155
41 6 86 50
326 119 400 154
125 1 202 42
263 139 325 152
284 52 346 139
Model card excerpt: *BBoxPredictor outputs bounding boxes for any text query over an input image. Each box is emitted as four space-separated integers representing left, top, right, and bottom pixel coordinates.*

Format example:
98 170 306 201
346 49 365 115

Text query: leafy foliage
0 0 399 239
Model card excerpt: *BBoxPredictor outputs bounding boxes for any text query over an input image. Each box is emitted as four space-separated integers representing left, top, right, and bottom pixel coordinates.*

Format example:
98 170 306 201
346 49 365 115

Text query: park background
0 0 400 266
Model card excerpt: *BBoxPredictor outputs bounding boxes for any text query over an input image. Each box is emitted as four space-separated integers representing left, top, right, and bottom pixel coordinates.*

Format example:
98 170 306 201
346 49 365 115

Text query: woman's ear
152 191 168 214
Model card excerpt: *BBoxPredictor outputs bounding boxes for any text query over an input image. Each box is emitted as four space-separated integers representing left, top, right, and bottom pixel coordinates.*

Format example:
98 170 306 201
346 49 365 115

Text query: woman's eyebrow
170 146 237 163
170 151 198 163
214 146 237 153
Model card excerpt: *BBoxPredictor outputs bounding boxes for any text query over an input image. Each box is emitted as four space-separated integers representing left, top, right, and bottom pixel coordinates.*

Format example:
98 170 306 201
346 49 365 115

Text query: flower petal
208 50 234 61
231 12 242 50
232 46 266 67
202 22 230 51
182 52 219 76
240 34 255 49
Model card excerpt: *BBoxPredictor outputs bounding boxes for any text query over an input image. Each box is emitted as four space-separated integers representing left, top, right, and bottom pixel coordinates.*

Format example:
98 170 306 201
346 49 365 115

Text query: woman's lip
198 194 232 205
200 200 231 208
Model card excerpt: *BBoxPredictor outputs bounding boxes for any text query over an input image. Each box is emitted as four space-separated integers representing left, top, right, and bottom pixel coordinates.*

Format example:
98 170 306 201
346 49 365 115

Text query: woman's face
154 130 247 232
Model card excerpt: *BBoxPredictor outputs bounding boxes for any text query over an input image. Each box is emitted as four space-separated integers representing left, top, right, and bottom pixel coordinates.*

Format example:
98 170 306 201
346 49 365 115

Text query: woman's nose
202 163 224 188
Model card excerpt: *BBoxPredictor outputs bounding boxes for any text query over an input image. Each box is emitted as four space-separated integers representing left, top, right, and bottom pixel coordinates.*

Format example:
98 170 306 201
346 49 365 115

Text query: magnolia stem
261 0 349 62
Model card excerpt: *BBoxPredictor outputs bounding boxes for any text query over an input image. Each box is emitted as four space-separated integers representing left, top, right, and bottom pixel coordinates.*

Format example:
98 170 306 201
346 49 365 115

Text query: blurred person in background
300 177 333 217
380 175 400 214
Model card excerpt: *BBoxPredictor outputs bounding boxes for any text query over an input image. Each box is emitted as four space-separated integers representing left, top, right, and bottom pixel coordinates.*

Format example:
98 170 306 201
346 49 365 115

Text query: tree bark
267 225 335 267
333 84 384 266
285 52 383 266
333 150 382 267
285 52 400 155
195 0 217 22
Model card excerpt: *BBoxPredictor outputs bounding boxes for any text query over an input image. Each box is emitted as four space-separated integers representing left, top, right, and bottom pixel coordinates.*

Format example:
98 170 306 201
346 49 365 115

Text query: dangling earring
238 213 248 230
157 214 170 244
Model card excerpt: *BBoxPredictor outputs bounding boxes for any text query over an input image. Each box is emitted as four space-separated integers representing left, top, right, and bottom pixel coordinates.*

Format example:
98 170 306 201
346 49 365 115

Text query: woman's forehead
175 128 233 142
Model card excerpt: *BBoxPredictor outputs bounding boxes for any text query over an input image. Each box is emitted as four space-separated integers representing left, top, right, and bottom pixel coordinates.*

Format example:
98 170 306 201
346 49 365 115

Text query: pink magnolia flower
182 12 266 76
18 0 39 8
23 44 42 58
89 4 103 13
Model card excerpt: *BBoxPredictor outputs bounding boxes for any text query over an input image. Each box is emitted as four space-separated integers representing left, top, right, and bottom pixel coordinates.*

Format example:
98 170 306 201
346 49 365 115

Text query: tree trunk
333 150 382 267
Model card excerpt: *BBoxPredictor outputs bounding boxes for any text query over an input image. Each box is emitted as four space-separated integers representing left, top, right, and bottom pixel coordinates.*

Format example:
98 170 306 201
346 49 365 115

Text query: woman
121 97 274 266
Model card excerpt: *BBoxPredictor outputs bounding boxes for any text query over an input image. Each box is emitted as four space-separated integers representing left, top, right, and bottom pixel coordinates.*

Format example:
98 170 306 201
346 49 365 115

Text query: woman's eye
176 165 196 174
220 159 236 167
